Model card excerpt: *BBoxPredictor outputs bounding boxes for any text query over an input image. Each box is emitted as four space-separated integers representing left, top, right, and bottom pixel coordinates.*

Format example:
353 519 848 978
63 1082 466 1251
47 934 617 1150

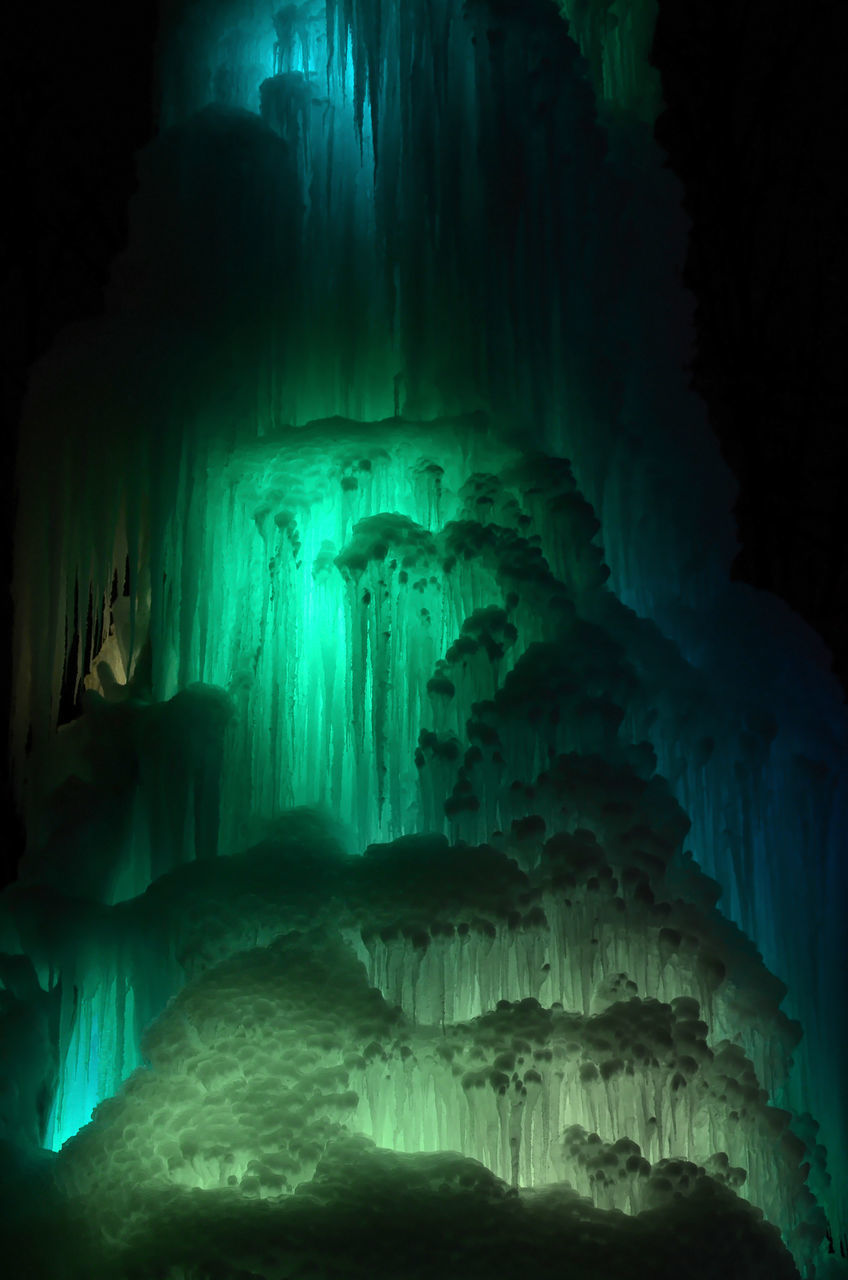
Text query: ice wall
556 0 663 122
4 1 847 1276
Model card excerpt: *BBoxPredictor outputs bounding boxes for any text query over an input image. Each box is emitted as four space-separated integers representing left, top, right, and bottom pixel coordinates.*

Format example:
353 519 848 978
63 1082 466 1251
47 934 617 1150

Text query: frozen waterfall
2 2 846 1278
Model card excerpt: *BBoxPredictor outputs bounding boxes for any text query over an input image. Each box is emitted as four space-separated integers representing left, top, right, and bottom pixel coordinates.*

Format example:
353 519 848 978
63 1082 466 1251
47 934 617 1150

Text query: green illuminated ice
2 1 846 1278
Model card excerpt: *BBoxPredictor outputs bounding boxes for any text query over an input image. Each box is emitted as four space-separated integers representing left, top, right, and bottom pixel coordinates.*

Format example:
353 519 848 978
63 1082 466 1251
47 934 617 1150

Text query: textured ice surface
0 811 829 1272
6 413 840 1274
4 0 847 1276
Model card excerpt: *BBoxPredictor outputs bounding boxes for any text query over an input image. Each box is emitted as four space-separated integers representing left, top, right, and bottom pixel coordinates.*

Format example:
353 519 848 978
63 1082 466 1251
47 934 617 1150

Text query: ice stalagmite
2 2 846 1278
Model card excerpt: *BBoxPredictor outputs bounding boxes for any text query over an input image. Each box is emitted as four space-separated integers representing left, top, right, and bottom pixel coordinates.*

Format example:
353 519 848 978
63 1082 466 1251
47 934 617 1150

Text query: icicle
4 3 846 1274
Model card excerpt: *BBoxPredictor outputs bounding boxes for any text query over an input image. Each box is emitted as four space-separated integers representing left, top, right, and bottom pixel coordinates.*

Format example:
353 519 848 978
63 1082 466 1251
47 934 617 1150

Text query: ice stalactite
554 0 663 123
4 1 847 1277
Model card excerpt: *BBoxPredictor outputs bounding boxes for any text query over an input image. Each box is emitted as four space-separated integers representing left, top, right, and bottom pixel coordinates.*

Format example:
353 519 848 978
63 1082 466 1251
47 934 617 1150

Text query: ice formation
3 1 846 1277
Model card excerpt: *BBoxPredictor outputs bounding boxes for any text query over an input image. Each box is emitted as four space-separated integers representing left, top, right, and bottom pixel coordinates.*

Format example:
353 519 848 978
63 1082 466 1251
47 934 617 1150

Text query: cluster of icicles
4 1 844 1271
2 418 829 1276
